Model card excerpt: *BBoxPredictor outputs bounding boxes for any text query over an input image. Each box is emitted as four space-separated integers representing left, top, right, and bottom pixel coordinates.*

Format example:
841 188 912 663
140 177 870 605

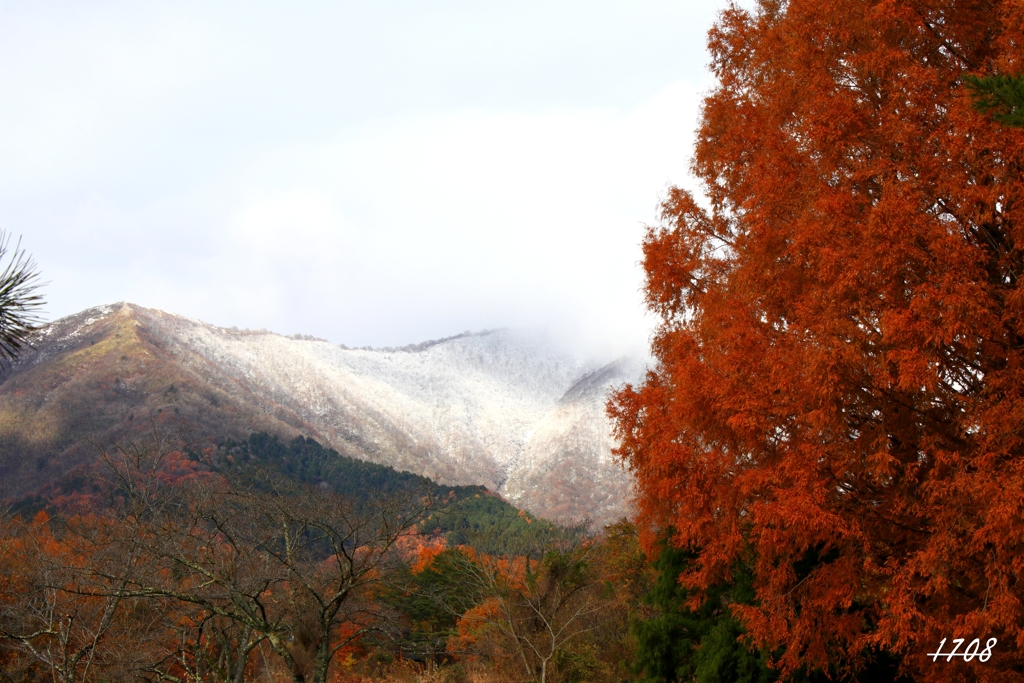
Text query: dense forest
212 433 565 556
0 429 654 683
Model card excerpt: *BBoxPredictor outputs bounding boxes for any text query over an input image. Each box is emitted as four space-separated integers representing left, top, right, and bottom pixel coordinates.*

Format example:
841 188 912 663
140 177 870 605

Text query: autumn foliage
610 0 1024 680
0 431 653 683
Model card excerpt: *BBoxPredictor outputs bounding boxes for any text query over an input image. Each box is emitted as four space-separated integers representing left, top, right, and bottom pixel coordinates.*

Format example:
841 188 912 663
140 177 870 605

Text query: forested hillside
0 428 650 683
213 432 564 555
0 303 636 523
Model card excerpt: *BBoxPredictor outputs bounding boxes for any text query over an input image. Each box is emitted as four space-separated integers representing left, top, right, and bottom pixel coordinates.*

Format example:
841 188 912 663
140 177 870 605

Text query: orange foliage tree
609 1 1024 680
439 529 612 683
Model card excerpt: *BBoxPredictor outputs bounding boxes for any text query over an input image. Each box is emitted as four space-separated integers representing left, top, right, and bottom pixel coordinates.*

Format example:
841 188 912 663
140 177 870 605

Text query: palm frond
0 231 46 367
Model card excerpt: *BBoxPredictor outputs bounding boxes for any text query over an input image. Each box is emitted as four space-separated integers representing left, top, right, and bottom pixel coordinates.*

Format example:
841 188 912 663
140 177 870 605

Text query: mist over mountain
0 303 641 523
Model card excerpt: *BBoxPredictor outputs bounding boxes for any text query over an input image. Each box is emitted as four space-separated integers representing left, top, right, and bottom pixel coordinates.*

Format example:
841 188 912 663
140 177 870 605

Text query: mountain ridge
0 302 640 523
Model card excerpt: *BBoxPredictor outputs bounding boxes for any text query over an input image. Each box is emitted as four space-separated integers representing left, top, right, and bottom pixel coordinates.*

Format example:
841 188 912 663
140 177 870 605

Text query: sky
0 1 725 359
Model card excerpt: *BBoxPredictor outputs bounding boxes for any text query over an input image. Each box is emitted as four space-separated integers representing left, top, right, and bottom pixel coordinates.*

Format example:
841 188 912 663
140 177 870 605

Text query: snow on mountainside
0 303 641 523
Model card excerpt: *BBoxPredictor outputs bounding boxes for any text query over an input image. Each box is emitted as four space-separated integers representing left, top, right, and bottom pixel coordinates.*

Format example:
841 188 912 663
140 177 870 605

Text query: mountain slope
0 303 640 523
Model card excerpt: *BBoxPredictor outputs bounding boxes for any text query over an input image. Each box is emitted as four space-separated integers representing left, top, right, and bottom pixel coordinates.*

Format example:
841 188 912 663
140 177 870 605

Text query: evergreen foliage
425 493 561 556
631 540 775 683
215 432 476 502
214 432 558 554
966 73 1024 127
380 548 485 662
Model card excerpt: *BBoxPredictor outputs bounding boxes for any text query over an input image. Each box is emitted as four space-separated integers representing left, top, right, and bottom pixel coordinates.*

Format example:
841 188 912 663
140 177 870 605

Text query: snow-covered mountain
0 303 642 523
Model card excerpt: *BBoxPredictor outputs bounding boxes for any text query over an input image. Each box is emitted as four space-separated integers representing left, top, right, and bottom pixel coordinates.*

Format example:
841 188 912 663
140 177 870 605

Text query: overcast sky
0 1 723 358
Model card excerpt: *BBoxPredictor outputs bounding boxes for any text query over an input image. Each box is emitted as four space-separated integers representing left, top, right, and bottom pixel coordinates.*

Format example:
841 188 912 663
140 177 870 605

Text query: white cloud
198 78 705 354
0 2 722 359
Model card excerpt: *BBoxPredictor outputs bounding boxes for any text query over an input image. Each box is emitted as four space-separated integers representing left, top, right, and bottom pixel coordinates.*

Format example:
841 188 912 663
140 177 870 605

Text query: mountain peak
1 303 640 523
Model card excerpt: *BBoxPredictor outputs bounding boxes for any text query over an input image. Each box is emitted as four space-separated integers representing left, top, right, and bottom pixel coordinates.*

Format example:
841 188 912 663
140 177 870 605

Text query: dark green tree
631 540 775 683
632 540 912 683
382 549 484 663
966 73 1024 127
0 231 44 366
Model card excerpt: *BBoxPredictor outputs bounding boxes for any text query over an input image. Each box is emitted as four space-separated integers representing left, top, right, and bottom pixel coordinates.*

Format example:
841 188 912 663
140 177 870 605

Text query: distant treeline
212 432 562 556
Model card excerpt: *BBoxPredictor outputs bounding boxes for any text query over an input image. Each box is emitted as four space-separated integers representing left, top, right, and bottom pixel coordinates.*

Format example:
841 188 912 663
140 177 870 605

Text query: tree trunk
233 628 261 683
266 634 305 683
312 645 331 683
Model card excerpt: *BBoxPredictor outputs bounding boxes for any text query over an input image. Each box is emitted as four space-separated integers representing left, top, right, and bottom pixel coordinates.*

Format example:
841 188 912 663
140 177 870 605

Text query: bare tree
441 521 608 683
2 426 434 683
243 480 429 683
93 439 432 683
139 611 266 683
0 511 152 683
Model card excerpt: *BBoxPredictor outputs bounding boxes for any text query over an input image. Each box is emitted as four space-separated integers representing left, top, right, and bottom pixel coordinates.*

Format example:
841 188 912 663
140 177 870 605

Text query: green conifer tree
631 540 775 683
